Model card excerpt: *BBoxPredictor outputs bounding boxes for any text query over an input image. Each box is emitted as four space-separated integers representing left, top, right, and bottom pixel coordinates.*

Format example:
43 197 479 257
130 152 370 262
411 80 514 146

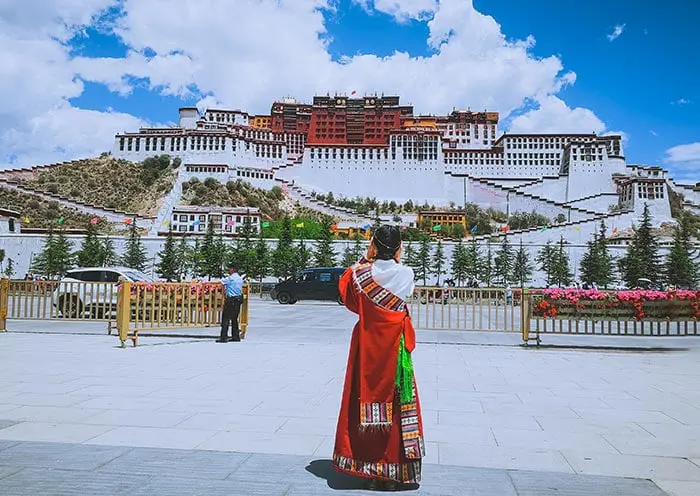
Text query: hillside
20 155 178 215
0 187 96 229
181 178 286 219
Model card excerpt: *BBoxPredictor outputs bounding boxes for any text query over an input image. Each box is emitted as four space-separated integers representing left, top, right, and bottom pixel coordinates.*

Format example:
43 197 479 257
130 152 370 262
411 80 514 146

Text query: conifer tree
550 236 573 288
493 236 514 285
211 235 227 278
579 225 614 288
76 222 103 268
463 240 481 285
122 222 148 271
156 226 179 281
618 204 660 287
250 232 270 285
100 238 119 267
415 238 432 285
189 239 204 279
665 213 697 288
273 216 296 279
314 218 336 267
198 221 218 279
233 219 257 277
4 258 15 278
536 241 556 287
451 239 467 286
175 237 192 281
31 230 54 276
432 240 446 285
479 244 493 286
403 241 420 280
512 240 533 287
340 231 365 267
296 239 312 271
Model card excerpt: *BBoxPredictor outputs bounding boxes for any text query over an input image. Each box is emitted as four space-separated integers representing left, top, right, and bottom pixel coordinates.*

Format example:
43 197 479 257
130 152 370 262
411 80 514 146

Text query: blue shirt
221 273 244 297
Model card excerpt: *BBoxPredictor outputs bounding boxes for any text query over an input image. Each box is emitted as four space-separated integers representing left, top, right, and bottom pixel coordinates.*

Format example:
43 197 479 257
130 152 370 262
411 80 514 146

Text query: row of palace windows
236 170 273 180
254 144 283 159
186 166 227 173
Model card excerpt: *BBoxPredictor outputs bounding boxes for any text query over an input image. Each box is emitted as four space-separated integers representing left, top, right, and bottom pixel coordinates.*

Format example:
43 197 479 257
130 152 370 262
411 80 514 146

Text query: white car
52 266 153 318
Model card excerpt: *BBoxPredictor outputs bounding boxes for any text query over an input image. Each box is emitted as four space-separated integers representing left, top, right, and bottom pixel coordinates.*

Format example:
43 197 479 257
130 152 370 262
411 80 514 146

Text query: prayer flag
612 227 618 234
362 224 371 230
57 217 64 224
262 221 270 228
432 225 442 231
539 226 548 232
226 220 234 227
351 90 357 95
193 220 201 226
296 222 304 228
500 225 510 232
573 226 581 232
161 220 169 226
24 216 30 224
124 218 133 225
470 225 478 233
90 217 99 225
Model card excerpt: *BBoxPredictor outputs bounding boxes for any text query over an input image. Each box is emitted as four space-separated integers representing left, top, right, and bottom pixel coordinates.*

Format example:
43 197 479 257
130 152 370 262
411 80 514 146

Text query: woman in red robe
333 225 425 490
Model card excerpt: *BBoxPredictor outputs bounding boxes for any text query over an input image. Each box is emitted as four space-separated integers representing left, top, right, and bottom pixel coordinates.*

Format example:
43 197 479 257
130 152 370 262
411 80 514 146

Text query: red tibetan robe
332 261 425 484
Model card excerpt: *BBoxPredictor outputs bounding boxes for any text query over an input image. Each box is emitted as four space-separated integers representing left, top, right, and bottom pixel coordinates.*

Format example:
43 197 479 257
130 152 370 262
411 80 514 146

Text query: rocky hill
19 155 178 216
0 187 96 229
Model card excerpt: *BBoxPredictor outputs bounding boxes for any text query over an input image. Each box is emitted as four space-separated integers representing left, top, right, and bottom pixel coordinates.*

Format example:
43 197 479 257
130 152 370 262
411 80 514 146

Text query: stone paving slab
0 441 668 496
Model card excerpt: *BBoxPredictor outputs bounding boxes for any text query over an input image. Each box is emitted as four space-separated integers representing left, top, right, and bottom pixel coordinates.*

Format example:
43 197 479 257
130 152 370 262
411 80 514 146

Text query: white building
0 208 20 234
111 101 681 237
169 206 261 235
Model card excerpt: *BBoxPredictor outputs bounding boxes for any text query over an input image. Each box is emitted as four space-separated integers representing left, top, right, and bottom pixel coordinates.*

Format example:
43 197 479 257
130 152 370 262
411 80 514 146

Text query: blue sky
4 0 698 177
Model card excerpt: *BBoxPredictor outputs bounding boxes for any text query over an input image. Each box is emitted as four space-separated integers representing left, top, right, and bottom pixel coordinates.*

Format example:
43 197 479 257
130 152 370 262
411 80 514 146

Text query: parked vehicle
52 267 153 318
270 267 345 305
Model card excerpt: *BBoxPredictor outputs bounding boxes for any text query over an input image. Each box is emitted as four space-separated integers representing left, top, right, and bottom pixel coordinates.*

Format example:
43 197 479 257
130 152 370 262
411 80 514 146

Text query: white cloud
353 0 438 21
672 98 691 105
650 130 658 137
665 142 700 182
1 0 612 168
607 24 626 42
508 96 606 134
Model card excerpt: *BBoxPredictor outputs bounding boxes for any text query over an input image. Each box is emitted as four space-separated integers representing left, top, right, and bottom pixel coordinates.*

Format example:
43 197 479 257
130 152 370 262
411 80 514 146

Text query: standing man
217 265 244 343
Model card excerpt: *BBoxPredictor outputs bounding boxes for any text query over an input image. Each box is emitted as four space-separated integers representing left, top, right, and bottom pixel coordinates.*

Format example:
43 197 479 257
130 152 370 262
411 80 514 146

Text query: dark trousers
221 296 242 340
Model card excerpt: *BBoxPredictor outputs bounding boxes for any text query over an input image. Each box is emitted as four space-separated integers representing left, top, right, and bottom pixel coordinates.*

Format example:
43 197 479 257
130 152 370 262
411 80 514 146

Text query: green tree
493 236 514 285
550 237 573 288
313 219 336 267
463 240 481 284
415 238 432 285
479 244 493 286
76 222 104 268
432 240 446 285
579 227 614 288
404 241 419 279
198 221 218 278
249 232 270 285
342 231 365 267
33 229 75 277
233 218 257 277
0 249 5 269
156 226 179 281
175 237 192 281
536 241 556 287
452 223 466 239
273 216 297 280
188 240 204 279
121 222 148 271
296 239 312 271
100 238 119 267
618 204 660 287
4 258 15 278
512 240 533 287
665 213 697 288
451 239 467 286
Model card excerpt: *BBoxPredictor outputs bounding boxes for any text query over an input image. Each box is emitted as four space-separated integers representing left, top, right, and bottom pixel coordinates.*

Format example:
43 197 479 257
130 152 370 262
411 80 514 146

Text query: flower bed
119 282 224 312
532 289 700 321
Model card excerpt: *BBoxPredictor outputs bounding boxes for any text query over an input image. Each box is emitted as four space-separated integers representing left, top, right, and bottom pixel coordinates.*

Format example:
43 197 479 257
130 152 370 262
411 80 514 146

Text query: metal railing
522 291 700 345
6 280 118 325
116 282 250 347
408 287 521 332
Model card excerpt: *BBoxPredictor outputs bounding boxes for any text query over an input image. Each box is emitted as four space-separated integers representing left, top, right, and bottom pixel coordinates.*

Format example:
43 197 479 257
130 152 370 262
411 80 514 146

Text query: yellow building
401 117 438 129
250 115 272 129
417 210 466 233
332 222 372 240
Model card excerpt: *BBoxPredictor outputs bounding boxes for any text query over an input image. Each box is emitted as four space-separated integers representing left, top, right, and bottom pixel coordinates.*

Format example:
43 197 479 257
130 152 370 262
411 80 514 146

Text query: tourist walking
217 265 244 343
333 225 425 490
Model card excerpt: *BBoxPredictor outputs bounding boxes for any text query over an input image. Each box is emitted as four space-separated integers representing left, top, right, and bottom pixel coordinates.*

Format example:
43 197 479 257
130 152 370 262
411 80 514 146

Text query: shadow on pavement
305 459 419 492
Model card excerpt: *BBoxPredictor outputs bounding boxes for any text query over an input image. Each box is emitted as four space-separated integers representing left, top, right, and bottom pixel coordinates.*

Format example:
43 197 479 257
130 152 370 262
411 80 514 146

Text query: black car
270 267 346 305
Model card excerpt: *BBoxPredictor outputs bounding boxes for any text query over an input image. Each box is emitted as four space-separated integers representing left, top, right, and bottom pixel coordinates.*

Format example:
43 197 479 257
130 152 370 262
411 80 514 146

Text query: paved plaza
1 300 700 495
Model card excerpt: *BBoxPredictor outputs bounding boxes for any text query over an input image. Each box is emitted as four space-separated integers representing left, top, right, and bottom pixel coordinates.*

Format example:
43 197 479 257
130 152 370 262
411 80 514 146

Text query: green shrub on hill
23 155 177 215
0 187 96 229
181 178 285 220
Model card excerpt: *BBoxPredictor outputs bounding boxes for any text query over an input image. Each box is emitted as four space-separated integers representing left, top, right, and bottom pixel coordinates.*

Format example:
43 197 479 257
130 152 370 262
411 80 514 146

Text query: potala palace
110 94 700 244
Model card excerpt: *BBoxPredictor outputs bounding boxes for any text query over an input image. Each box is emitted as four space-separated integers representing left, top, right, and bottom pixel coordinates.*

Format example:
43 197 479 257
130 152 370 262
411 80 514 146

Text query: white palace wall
516 177 568 203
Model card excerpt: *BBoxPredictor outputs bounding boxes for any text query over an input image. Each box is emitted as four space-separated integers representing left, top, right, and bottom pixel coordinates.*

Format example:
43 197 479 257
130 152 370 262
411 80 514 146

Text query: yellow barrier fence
116 282 250 347
408 286 522 332
522 289 700 345
0 279 9 331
